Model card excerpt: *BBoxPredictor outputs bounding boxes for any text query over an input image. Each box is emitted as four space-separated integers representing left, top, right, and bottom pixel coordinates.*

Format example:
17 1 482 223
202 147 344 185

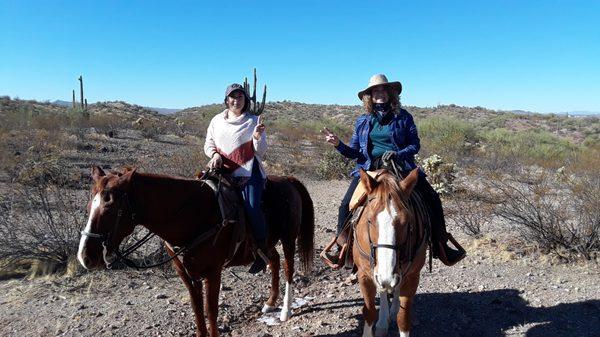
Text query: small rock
155 294 169 299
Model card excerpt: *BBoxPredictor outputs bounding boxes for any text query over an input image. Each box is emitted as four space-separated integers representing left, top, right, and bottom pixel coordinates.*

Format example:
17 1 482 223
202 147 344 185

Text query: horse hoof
279 310 292 322
261 304 276 314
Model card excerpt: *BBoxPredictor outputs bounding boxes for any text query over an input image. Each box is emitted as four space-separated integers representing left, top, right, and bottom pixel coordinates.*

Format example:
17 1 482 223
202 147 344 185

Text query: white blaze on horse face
77 193 101 269
375 201 398 290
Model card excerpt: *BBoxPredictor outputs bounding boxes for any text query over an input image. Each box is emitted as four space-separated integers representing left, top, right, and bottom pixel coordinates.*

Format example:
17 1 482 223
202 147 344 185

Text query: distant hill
559 111 600 117
144 107 182 115
52 99 181 115
52 100 73 107
2 97 598 146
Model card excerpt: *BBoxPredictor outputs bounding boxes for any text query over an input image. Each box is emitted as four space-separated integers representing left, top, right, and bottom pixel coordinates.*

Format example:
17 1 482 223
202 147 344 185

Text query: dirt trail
1 180 599 337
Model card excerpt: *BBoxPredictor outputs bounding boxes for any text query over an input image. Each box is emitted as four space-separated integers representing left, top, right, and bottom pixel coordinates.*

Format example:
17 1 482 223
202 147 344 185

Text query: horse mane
371 171 413 219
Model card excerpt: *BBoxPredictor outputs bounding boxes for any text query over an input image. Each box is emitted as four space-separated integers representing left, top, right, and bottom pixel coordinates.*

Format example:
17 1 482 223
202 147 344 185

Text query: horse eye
102 192 111 203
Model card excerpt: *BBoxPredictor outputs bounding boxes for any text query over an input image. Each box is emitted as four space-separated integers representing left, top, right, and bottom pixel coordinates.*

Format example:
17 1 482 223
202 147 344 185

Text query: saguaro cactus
243 68 267 116
72 90 76 108
78 75 84 110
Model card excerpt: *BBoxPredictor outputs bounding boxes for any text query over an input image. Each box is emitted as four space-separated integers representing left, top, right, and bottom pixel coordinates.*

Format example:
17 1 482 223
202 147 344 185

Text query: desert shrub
447 191 494 237
489 170 599 259
0 183 87 275
89 113 121 137
482 128 579 167
420 154 457 195
140 124 160 140
138 145 204 178
316 148 354 180
417 116 479 162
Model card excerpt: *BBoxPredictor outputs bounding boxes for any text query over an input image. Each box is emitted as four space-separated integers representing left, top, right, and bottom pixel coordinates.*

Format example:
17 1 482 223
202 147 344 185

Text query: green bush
481 128 579 166
316 148 354 180
417 116 479 161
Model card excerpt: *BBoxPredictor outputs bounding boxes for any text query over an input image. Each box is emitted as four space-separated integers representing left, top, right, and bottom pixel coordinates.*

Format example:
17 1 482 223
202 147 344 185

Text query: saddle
200 173 251 267
320 171 380 270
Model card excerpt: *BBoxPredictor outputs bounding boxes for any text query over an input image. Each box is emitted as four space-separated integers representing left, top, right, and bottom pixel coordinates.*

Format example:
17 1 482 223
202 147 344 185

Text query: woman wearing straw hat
204 83 269 274
321 74 465 267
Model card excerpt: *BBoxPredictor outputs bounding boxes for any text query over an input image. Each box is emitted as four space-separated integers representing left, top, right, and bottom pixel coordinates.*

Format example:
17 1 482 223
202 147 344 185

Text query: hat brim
226 88 251 102
357 82 402 100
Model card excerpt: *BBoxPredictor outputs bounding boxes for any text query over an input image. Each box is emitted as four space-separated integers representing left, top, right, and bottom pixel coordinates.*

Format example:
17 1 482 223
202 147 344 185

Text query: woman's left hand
253 115 265 140
382 150 396 161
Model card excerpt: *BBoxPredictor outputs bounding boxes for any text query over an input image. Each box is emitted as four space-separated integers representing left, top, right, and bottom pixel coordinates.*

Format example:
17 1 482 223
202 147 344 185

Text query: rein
81 178 230 270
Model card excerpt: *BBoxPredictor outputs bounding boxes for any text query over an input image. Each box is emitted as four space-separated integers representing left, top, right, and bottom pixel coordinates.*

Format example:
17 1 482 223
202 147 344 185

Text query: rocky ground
1 180 599 337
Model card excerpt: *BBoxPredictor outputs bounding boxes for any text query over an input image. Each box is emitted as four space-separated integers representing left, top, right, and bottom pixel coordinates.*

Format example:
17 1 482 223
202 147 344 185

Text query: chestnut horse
353 168 428 337
77 166 314 337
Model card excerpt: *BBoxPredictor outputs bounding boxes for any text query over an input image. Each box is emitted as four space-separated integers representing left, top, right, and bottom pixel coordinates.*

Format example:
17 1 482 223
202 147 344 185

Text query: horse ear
400 168 419 196
359 169 377 193
91 166 106 181
118 168 137 189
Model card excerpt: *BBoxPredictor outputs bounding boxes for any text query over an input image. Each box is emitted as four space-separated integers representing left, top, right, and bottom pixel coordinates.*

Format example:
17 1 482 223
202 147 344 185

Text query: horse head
357 168 419 293
77 166 138 269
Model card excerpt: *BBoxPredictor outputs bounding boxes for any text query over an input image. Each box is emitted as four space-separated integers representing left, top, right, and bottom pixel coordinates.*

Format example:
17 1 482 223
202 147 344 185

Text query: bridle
81 174 233 270
353 181 429 281
80 190 156 269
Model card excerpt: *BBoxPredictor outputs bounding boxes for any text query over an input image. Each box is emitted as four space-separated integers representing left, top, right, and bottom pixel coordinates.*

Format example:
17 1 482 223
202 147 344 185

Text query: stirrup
438 234 466 266
248 248 269 274
320 237 348 270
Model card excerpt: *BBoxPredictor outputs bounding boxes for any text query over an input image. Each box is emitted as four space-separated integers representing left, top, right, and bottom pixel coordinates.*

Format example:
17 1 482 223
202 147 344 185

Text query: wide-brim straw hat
357 74 402 100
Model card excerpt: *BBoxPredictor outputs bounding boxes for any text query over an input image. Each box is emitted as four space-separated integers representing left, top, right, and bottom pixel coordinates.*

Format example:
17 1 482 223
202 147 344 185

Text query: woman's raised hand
320 127 340 147
253 115 266 140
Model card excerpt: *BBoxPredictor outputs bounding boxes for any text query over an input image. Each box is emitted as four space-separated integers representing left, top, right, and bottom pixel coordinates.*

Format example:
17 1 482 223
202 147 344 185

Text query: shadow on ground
312 289 600 337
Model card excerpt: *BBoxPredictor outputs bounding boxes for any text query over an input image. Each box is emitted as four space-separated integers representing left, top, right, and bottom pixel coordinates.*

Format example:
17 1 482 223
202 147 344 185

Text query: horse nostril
83 256 92 268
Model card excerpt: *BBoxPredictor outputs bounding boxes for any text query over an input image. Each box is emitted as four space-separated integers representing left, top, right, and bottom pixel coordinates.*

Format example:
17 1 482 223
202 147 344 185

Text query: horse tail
288 177 314 273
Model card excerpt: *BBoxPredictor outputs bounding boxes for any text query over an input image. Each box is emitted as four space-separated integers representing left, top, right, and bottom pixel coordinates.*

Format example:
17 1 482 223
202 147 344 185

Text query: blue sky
1 1 599 113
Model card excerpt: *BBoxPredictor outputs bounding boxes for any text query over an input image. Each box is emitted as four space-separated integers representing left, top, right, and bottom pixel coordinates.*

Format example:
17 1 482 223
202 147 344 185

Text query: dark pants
336 176 361 234
414 177 447 250
241 160 267 243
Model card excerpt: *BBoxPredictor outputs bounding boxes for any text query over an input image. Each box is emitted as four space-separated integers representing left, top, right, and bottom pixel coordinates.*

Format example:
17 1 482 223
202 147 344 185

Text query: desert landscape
0 96 598 336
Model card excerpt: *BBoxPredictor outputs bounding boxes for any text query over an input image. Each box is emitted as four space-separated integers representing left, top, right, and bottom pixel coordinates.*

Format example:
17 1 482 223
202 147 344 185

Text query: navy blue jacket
335 108 420 177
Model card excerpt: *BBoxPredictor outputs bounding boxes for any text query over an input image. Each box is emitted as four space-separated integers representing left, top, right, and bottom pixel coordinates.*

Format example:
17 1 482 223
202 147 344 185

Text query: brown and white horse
353 168 428 337
77 166 314 337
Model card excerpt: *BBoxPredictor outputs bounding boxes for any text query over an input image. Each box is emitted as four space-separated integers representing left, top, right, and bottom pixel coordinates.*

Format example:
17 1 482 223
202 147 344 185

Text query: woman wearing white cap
322 74 465 266
204 83 269 274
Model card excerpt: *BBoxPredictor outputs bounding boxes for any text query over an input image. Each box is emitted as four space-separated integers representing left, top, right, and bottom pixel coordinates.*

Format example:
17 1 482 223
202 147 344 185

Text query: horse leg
375 290 391 337
390 285 401 323
358 271 377 337
203 269 222 337
174 268 207 336
280 241 295 321
170 253 207 337
396 274 421 337
262 249 280 314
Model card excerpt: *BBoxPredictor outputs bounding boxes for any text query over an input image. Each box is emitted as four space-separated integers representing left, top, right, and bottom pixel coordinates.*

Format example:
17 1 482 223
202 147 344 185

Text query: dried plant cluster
0 96 599 277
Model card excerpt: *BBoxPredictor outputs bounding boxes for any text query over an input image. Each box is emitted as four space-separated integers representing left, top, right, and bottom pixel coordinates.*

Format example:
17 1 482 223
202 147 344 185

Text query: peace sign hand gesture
253 115 266 140
320 127 340 147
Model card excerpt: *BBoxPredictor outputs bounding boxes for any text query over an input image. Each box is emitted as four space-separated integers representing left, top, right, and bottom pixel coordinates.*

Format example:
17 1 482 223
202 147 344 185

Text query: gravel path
1 180 599 337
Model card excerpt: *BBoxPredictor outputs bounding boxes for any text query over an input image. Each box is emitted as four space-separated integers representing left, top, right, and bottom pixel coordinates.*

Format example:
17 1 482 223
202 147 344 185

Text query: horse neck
131 173 218 245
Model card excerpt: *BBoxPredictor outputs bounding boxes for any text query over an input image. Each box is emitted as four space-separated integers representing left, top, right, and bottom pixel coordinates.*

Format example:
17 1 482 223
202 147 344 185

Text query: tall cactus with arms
243 68 267 116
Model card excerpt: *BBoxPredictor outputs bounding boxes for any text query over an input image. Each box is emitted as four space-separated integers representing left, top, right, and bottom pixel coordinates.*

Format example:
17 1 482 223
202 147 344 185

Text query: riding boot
248 240 270 274
421 181 466 266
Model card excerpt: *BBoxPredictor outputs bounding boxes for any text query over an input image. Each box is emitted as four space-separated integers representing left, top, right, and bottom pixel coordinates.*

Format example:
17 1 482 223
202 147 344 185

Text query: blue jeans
241 160 266 242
